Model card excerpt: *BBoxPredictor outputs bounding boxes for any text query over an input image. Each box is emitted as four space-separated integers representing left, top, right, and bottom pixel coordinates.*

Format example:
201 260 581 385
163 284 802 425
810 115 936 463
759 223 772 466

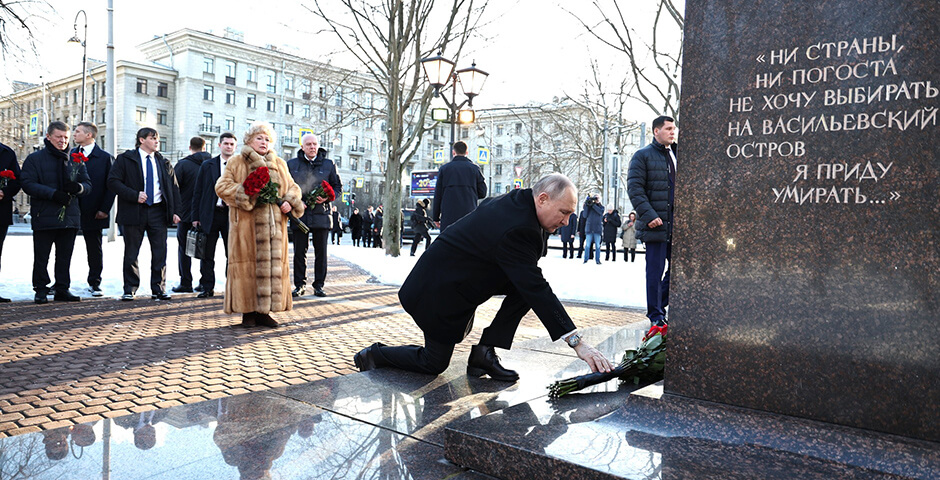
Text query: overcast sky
3 0 681 114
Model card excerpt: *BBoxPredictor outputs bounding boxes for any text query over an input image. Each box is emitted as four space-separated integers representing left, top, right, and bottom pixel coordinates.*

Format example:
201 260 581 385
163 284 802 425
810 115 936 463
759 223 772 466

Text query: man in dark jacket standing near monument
0 141 21 302
21 122 91 303
288 133 342 298
628 115 677 327
108 128 181 301
72 122 115 297
432 141 486 230
172 137 211 293
191 133 236 298
353 174 613 380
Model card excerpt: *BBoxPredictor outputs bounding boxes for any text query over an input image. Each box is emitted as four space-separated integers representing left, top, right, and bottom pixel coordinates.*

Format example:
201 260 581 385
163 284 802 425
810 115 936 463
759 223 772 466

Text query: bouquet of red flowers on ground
244 166 309 233
304 180 336 207
547 324 667 398
59 152 86 221
0 169 15 188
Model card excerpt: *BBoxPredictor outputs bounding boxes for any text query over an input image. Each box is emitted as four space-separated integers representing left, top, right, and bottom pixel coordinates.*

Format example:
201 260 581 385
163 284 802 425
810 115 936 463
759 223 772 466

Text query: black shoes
121 293 134 301
152 292 171 300
467 345 519 382
196 290 214 298
292 286 305 298
53 291 81 302
354 343 386 372
0 296 10 303
89 285 103 297
34 293 49 304
313 287 326 297
171 285 193 293
254 312 279 328
194 285 204 293
240 313 256 327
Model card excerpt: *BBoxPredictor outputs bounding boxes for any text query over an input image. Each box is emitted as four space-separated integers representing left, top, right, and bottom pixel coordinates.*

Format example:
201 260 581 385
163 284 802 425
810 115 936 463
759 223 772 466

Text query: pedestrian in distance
20 122 91 303
372 206 384 248
330 205 343 245
576 212 587 259
172 136 211 294
409 198 432 256
353 173 614 381
0 141 22 303
622 211 637 262
215 122 305 328
431 141 486 231
349 207 363 246
627 115 678 327
108 127 182 301
581 194 604 265
558 212 577 259
191 132 237 298
361 206 374 248
72 122 115 297
603 207 622 261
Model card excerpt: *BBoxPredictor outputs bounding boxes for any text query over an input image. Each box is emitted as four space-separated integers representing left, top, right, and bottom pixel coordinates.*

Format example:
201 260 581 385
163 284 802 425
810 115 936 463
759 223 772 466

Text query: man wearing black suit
354 174 613 380
191 132 236 298
431 141 486 231
72 122 115 297
108 128 181 301
172 136 211 293
0 141 22 303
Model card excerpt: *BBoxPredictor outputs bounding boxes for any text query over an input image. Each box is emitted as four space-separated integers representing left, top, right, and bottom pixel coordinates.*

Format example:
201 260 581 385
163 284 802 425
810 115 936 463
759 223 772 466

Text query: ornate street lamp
420 52 488 158
67 10 88 122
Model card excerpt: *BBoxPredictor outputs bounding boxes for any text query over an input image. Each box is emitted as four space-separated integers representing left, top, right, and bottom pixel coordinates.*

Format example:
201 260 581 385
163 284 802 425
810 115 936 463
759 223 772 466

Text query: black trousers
199 208 229 291
410 230 431 255
292 228 329 289
176 221 198 288
372 231 382 248
82 226 104 288
32 228 77 294
561 240 574 258
122 202 168 295
374 286 529 375
604 241 617 261
623 247 636 262
331 229 343 244
363 229 372 247
0 224 7 275
576 234 586 258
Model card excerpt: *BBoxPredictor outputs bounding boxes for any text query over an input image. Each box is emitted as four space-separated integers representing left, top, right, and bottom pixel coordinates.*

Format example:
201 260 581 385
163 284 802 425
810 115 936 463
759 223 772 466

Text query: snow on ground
0 225 650 309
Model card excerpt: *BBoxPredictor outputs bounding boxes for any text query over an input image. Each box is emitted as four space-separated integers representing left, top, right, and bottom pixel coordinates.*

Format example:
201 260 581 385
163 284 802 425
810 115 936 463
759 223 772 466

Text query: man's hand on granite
574 342 613 373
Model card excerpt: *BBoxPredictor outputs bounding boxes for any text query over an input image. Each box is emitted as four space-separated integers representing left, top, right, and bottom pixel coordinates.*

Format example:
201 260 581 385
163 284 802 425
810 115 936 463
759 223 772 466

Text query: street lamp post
420 53 488 159
67 10 88 122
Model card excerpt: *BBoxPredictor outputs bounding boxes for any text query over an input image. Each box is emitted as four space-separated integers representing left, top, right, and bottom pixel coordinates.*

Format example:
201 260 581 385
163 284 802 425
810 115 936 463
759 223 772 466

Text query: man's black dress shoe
467 344 519 382
152 292 172 300
196 290 214 298
171 285 193 293
313 287 326 297
292 286 305 298
354 343 386 372
0 296 11 303
34 293 49 304
194 285 204 293
121 293 134 301
54 291 81 302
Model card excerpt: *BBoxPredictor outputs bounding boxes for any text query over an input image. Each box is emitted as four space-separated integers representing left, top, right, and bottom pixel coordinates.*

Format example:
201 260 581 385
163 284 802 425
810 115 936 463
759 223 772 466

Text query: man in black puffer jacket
627 115 678 327
287 133 342 298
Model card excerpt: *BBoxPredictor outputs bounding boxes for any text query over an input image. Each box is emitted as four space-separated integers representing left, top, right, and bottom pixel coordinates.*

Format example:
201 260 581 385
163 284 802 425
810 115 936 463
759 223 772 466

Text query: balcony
282 135 300 146
348 145 366 156
225 76 236 86
302 92 312 100
199 124 221 135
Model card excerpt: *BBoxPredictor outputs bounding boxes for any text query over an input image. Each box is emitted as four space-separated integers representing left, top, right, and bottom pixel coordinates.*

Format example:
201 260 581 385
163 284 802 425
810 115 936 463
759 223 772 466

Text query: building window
246 120 254 131
246 66 256 83
265 73 276 93
266 97 276 112
319 107 327 121
225 60 236 78
285 77 293 91
159 138 167 152
365 160 372 172
514 143 522 156
136 78 147 94
285 101 293 115
335 133 343 146
495 144 503 156
247 93 256 109
334 112 342 123
203 85 214 101
515 123 522 134
364 92 373 109
302 104 310 118
203 112 213 127
203 57 214 74
74 89 79 103
366 138 373 151
333 89 343 107
157 82 168 97
157 110 167 125
495 182 502 193
495 164 502 175
351 115 359 126
334 157 342 168
225 89 236 105
365 117 372 128
350 158 358 171
135 107 147 123
99 108 105 123
497 125 504 136
460 127 469 139
319 86 327 99
101 82 106 97
225 116 235 131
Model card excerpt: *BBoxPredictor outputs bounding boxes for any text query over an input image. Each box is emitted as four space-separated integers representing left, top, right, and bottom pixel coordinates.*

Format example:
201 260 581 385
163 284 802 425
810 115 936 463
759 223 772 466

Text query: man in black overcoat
72 122 115 297
0 141 21 302
172 136 211 293
108 128 181 300
191 133 237 298
431 141 486 231
354 174 613 380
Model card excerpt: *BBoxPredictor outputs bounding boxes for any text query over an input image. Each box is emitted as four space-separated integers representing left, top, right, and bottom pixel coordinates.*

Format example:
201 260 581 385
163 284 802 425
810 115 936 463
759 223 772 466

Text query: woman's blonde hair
243 121 276 146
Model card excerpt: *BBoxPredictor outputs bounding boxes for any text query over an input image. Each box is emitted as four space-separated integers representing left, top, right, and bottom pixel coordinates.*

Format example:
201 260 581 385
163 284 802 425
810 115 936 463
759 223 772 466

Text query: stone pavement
0 254 645 438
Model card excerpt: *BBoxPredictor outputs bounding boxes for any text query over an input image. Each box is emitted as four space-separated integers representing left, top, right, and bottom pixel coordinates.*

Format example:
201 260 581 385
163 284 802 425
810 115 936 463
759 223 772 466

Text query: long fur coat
216 146 304 314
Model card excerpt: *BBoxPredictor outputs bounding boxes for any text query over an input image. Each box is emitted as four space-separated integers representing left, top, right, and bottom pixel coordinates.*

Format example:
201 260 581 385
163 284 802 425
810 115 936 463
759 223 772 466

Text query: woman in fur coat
216 122 305 327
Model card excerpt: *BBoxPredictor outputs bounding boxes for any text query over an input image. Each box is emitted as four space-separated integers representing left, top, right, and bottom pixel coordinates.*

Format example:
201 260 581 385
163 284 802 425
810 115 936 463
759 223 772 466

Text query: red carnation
0 169 14 180
316 180 336 202
243 166 271 197
71 152 87 163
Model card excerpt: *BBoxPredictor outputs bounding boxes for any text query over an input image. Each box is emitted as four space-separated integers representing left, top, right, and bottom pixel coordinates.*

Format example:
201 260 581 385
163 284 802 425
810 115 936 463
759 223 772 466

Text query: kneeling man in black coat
354 173 613 381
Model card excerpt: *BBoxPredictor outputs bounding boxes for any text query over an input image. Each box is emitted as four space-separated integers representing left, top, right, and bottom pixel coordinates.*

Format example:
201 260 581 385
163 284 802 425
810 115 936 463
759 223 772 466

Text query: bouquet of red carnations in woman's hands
244 166 309 233
0 169 15 188
304 180 336 208
547 324 667 398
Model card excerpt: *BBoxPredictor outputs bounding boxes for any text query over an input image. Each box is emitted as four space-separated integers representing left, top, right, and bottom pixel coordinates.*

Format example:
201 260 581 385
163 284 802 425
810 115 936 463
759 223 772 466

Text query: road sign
513 178 523 189
28 114 39 136
298 127 314 144
514 166 523 177
355 177 364 188
433 149 445 164
342 192 350 204
477 147 490 164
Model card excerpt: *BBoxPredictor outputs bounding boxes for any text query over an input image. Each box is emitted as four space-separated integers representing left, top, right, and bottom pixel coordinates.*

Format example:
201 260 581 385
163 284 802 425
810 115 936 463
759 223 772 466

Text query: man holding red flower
287 132 342 298
0 141 21 303
20 122 91 303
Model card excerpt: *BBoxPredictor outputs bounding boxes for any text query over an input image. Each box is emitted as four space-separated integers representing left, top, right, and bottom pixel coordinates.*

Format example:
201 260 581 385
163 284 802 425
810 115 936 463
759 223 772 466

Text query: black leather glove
63 181 82 195
52 190 71 206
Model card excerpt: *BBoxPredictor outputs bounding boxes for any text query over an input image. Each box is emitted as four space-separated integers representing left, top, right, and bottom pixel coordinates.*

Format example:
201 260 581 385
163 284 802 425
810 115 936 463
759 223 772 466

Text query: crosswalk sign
29 114 39 136
355 177 364 188
477 147 489 164
513 178 523 189
434 149 445 164
298 128 314 144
